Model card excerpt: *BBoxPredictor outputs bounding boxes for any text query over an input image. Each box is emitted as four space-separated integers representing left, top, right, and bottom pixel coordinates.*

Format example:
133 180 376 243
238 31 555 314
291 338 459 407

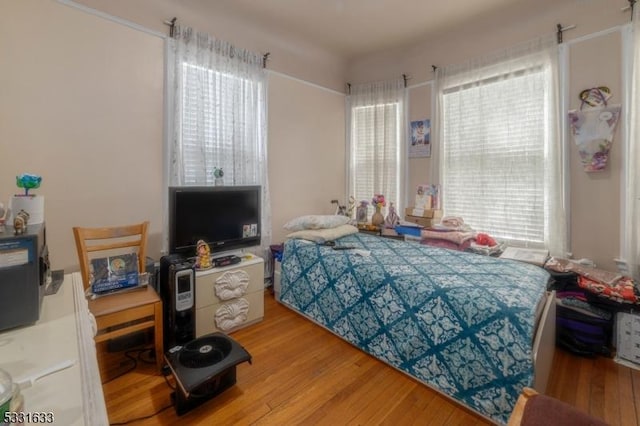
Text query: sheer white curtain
165 25 271 257
622 10 640 279
434 36 567 256
347 79 407 217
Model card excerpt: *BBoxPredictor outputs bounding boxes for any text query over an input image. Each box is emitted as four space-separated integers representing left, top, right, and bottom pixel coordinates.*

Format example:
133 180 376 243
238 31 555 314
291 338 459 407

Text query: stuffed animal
13 209 30 235
331 199 347 216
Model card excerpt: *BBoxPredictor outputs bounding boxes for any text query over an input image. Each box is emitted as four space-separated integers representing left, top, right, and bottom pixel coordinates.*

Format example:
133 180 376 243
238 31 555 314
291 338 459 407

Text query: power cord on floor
134 347 156 365
102 347 155 384
108 363 175 425
108 403 172 425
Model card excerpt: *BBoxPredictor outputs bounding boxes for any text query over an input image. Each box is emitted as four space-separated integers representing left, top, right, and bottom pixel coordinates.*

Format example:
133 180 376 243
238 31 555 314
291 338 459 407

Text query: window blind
350 103 400 210
442 70 547 245
181 63 263 185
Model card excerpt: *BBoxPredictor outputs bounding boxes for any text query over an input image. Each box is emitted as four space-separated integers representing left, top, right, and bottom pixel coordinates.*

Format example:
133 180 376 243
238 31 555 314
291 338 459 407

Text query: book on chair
90 253 142 294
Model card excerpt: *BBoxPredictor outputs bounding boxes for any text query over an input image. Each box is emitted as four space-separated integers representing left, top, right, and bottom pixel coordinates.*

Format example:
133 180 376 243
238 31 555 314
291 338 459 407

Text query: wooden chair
508 387 608 425
73 222 163 373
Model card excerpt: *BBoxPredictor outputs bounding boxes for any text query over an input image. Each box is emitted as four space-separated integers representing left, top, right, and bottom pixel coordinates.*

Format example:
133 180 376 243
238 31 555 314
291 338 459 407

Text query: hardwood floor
102 291 639 425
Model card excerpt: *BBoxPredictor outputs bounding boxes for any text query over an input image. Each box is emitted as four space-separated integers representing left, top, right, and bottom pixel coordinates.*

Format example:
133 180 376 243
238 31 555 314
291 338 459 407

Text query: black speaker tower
159 254 196 351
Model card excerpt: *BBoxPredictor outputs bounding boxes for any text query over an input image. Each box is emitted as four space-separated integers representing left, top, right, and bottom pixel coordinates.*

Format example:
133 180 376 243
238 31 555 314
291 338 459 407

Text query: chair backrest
73 222 149 290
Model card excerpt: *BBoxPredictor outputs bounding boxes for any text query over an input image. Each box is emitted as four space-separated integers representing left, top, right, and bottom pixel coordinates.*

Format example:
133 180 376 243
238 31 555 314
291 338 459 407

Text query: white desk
0 273 108 425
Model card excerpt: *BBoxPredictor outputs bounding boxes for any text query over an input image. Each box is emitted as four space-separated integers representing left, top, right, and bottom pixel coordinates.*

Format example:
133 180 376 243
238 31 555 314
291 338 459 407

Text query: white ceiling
193 0 568 58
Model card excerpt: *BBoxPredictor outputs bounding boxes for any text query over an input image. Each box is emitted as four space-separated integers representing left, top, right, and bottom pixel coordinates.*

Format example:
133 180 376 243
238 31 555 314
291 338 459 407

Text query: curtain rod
345 75 409 92
163 16 271 67
556 23 576 44
163 17 177 37
402 74 410 88
622 0 637 20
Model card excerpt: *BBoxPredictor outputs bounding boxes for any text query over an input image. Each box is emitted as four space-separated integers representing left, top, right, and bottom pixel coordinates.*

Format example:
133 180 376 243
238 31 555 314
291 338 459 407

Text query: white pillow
286 224 359 243
283 215 350 232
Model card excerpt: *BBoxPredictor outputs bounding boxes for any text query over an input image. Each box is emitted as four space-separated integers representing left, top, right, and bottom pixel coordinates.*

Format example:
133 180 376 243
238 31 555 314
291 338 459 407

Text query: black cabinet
0 223 49 331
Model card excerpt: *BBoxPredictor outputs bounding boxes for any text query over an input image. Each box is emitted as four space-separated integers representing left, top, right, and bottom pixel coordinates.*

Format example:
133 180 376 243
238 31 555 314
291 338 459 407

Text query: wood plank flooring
102 291 639 425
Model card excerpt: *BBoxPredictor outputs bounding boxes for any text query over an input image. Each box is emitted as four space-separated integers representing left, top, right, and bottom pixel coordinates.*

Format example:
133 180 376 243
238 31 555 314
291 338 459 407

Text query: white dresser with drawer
194 255 264 336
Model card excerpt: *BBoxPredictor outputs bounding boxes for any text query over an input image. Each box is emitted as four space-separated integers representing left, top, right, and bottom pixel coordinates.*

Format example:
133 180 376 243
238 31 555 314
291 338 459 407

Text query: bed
278 232 555 425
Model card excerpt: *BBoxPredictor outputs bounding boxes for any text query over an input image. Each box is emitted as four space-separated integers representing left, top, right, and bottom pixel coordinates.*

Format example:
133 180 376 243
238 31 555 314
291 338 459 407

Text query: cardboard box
404 215 433 228
415 194 432 209
405 207 443 219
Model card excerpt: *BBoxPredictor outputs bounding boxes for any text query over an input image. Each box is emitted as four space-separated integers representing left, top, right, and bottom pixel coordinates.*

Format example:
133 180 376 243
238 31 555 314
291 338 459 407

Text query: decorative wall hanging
409 119 431 158
579 87 611 108
568 87 620 173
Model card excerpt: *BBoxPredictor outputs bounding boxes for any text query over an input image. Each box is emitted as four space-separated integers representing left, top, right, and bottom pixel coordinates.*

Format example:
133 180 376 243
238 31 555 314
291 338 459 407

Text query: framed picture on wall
409 119 431 158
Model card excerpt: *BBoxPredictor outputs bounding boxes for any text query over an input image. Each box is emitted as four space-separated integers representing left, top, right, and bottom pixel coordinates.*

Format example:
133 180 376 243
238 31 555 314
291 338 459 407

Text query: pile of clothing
419 216 504 255
547 257 639 306
546 257 640 357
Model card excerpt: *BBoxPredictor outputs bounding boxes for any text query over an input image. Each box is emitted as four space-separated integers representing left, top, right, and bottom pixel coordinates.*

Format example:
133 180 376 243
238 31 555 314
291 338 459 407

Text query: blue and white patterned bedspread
280 233 549 424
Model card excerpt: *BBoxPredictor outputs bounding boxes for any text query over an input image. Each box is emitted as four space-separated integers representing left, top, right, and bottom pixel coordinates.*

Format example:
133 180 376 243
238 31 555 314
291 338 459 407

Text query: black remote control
332 245 356 250
213 255 241 267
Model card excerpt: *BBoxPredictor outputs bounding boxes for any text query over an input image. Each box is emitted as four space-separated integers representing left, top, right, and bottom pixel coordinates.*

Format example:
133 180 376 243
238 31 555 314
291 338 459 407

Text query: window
348 79 406 214
437 39 565 254
442 70 547 245
350 103 401 209
181 63 264 185
166 27 270 256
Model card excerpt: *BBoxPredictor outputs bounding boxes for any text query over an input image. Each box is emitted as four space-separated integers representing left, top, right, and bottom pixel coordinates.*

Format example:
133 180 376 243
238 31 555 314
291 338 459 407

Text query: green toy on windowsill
213 168 224 186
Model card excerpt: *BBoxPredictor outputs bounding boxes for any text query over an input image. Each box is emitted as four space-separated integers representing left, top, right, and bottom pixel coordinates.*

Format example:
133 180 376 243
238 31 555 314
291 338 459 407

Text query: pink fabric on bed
420 229 475 245
420 238 472 251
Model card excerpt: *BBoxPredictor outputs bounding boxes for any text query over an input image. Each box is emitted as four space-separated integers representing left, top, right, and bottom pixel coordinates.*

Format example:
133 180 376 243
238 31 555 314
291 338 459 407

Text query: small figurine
195 239 212 270
346 196 356 218
13 209 30 235
356 200 369 223
384 202 399 229
213 168 224 186
331 199 348 216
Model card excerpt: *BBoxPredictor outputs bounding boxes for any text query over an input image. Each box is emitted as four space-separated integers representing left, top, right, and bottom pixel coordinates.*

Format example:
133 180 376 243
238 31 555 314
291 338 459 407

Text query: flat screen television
168 185 261 257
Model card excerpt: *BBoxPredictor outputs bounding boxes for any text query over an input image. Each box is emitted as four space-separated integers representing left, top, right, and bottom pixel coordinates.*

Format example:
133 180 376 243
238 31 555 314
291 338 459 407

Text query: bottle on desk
0 368 24 422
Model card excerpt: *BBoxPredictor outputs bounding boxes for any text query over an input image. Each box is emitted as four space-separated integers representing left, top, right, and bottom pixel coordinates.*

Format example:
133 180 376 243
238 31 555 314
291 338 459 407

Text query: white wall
1 0 347 271
6 0 624 272
267 73 346 245
74 0 348 92
348 0 629 271
1 0 164 270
